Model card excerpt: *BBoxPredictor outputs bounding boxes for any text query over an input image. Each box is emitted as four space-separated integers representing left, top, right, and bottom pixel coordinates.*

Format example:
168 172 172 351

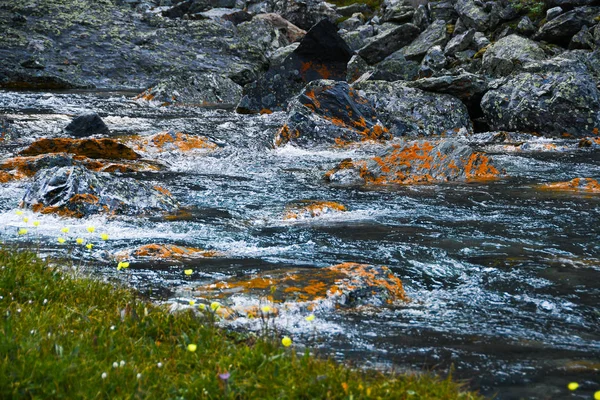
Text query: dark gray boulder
275 80 391 148
402 19 449 60
357 23 421 64
569 25 595 49
534 6 600 47
268 0 341 31
236 20 352 114
22 166 178 218
353 80 473 137
444 28 476 56
517 16 537 36
481 71 600 137
429 1 458 24
412 4 432 31
547 6 563 21
65 113 110 138
382 0 416 23
405 71 489 102
347 55 371 83
420 45 447 74
454 0 490 31
481 34 546 77
370 52 419 81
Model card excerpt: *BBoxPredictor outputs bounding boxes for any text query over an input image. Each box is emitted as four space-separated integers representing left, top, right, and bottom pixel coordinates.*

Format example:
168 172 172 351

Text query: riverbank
0 248 481 399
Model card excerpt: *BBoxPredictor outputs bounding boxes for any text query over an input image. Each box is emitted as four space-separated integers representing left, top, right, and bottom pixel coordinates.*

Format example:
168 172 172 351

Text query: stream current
0 90 599 399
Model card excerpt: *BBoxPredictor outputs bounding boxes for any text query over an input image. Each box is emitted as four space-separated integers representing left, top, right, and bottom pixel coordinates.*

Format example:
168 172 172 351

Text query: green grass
0 249 483 399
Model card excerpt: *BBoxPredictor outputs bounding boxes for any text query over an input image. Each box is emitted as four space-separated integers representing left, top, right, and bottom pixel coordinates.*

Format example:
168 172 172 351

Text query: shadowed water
1 90 599 399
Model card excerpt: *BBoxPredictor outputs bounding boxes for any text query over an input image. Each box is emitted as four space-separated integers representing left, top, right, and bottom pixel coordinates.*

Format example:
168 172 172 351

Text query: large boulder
481 34 546 77
274 80 391 148
534 6 600 47
236 20 353 114
353 80 473 137
404 72 489 102
136 73 242 107
19 138 140 160
0 1 267 89
64 113 110 138
357 23 421 64
370 52 420 81
454 0 490 31
268 0 341 31
21 166 178 218
481 71 600 137
402 19 450 61
324 139 500 186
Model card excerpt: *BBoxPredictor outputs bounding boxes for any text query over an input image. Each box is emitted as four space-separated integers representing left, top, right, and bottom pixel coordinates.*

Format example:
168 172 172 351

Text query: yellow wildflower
261 306 271 313
15 210 23 216
33 221 40 227
187 344 197 352
57 237 66 244
568 382 579 391
61 227 69 233
18 228 28 235
86 243 93 250
595 390 600 400
210 302 221 311
189 300 195 306
117 261 130 271
100 233 109 241
76 238 84 245
184 269 193 276
87 226 95 233
199 304 206 311
281 336 292 347
22 217 29 223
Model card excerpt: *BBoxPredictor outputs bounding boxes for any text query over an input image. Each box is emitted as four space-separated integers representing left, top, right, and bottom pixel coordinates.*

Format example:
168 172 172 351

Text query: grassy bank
0 249 482 399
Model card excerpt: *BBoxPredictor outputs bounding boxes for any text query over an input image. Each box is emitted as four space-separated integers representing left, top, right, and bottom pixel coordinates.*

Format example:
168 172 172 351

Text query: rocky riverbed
1 0 600 398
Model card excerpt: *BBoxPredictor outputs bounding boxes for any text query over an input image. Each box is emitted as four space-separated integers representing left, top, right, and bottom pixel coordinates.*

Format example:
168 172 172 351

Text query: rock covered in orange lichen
283 200 346 220
538 178 600 193
325 139 500 186
19 138 140 160
132 130 218 153
21 165 178 218
115 244 221 261
275 80 391 147
194 262 406 310
0 153 160 181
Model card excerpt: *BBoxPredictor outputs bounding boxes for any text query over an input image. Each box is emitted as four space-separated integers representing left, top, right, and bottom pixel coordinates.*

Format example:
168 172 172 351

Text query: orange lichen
0 171 14 183
283 200 346 220
130 244 220 259
259 109 273 115
20 138 140 160
153 186 172 196
31 203 84 218
68 193 99 204
300 62 332 80
464 153 500 181
145 131 218 152
274 124 300 146
538 178 600 193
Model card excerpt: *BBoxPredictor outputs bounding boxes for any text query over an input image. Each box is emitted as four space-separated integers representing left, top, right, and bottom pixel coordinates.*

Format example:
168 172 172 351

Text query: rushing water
1 90 599 399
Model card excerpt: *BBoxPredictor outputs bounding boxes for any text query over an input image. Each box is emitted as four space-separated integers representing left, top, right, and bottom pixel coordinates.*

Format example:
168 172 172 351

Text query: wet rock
405 72 488 102
136 73 242 107
283 200 346 220
21 166 178 218
370 52 419 81
547 6 563 21
194 262 407 307
534 6 600 47
275 80 390 148
116 244 221 261
347 54 371 83
357 23 421 64
517 16 537 36
481 71 600 138
20 138 140 160
353 80 472 137
402 19 449 61
444 28 476 56
64 113 110 138
569 25 594 49
324 139 500 186
481 34 546 77
236 20 352 114
454 0 490 31
538 178 600 193
134 130 218 153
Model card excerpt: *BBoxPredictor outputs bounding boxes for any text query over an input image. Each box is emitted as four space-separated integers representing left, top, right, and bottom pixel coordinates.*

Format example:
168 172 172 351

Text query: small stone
546 6 563 21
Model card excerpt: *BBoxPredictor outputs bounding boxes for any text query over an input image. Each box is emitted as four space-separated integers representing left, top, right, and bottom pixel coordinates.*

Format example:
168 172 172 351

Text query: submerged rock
353 80 473 137
324 140 500 186
116 244 221 261
136 73 242 107
283 200 346 220
64 113 110 138
274 80 391 148
481 71 600 138
194 262 407 310
19 138 140 160
236 20 352 114
538 178 600 193
21 166 178 218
